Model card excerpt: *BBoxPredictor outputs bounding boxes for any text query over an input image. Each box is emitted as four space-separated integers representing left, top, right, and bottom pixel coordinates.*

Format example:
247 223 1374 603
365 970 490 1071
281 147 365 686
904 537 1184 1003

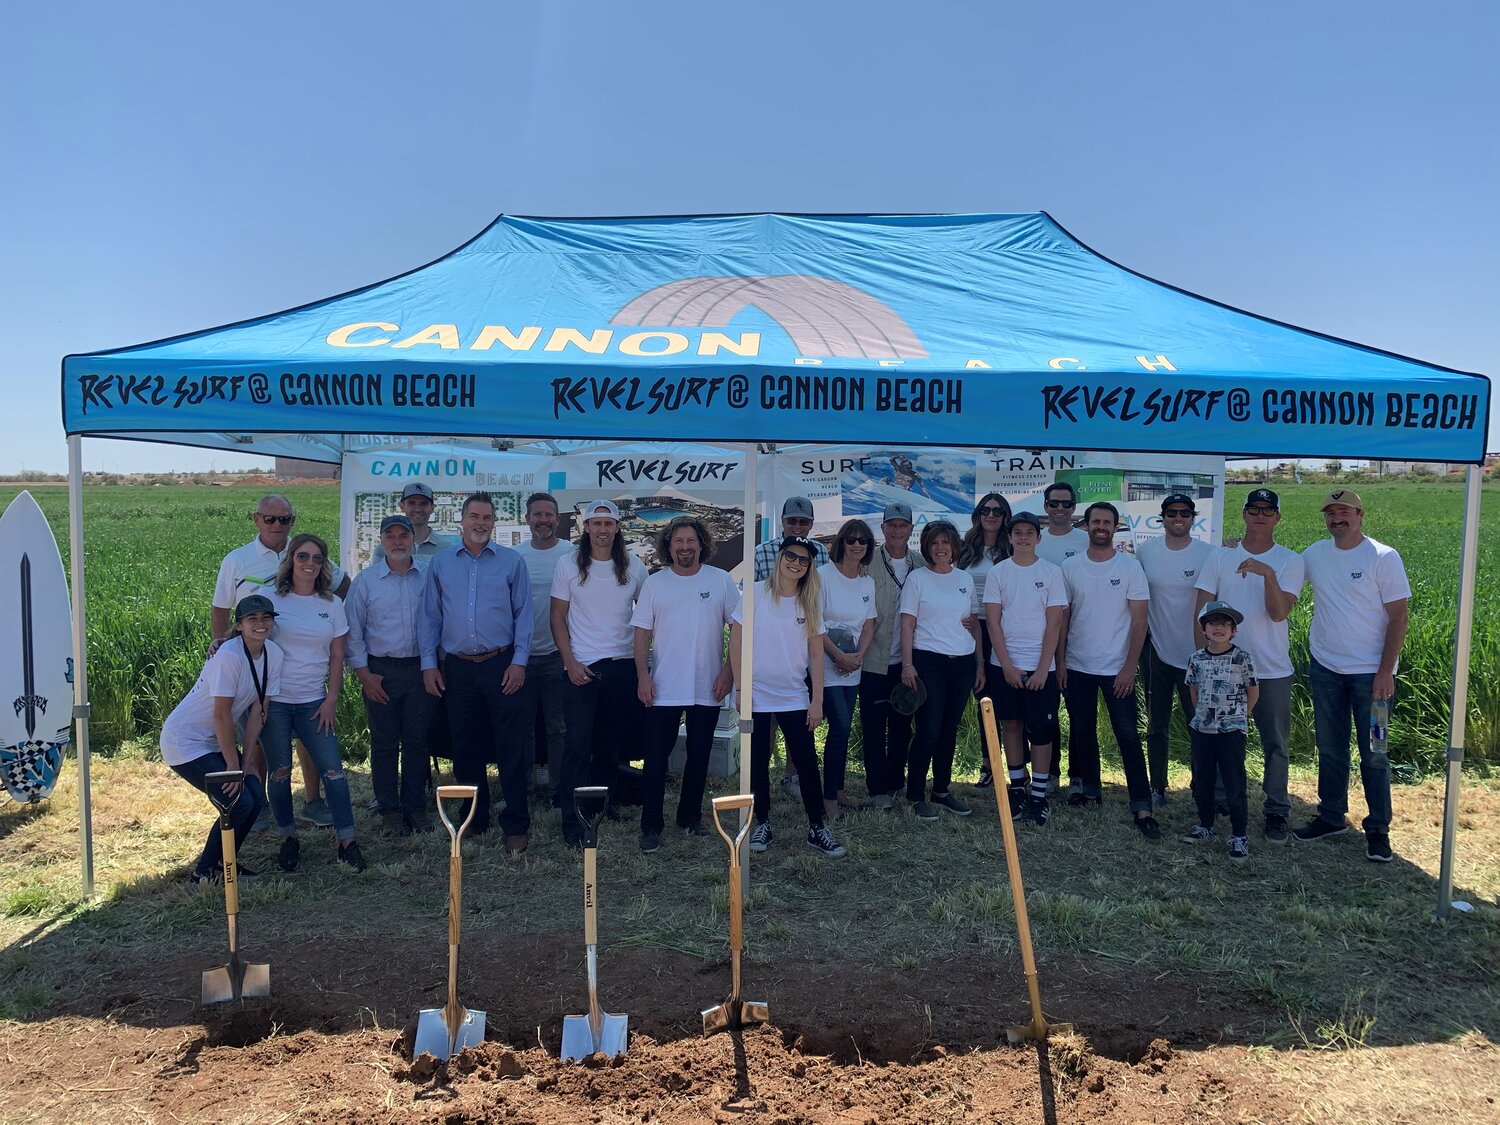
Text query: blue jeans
263 699 357 841
170 750 266 875
821 684 858 800
1309 657 1391 833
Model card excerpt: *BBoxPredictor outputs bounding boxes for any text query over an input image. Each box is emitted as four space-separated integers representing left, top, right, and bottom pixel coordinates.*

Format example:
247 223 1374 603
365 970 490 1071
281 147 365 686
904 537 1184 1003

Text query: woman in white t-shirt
730 535 845 857
160 594 283 883
263 534 366 874
958 492 1013 785
899 521 985 820
818 519 878 822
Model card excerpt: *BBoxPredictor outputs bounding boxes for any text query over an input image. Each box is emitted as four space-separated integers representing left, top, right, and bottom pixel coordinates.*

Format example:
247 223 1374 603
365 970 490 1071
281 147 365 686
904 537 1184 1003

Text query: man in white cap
1193 487 1303 845
858 501 924 809
373 482 456 566
210 493 348 828
514 492 569 800
1294 489 1409 863
753 496 829 580
551 499 649 848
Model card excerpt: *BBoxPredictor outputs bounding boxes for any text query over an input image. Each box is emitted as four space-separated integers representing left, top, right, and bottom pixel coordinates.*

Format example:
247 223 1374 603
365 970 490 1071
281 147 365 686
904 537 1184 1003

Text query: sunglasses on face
843 536 872 545
780 552 812 568
978 506 1006 516
257 514 293 525
294 551 325 563
1244 506 1276 517
1045 499 1075 509
1163 508 1194 518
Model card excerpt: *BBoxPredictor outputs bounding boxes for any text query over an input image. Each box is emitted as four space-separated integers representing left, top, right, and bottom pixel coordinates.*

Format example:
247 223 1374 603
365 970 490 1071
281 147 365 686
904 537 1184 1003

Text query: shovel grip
448 853 462 947
710 794 755 854
437 784 479 852
583 848 598 946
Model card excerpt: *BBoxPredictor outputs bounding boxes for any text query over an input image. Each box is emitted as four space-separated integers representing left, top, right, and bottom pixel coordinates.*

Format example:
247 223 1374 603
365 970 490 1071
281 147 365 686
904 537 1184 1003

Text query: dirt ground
1 929 1495 1123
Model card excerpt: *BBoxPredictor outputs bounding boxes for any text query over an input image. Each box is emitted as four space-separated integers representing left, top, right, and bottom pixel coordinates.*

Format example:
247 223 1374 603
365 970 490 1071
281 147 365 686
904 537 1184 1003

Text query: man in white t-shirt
551 499 649 848
983 512 1067 826
1293 490 1410 863
1193 487 1304 845
631 516 738 853
514 492 569 801
1136 493 1216 806
209 493 349 827
372 482 458 566
1036 482 1090 568
1059 502 1159 840
857 502 925 809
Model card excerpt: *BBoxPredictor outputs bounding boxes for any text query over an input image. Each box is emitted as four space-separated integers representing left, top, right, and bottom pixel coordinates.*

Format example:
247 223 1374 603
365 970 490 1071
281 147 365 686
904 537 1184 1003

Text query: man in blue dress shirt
347 515 434 836
421 492 533 852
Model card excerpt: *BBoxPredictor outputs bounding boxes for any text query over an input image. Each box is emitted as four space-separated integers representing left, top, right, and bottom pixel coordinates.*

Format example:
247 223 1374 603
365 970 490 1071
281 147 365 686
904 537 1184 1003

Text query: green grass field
2 478 1497 774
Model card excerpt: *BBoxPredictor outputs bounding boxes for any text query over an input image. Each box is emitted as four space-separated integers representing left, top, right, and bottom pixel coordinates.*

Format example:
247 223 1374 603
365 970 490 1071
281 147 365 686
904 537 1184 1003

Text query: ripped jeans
1309 657 1391 833
263 698 356 841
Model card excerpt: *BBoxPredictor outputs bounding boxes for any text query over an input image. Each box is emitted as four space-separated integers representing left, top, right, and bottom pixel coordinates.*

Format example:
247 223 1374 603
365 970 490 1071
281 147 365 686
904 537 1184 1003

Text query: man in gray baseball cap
753 496 829 580
374 481 456 566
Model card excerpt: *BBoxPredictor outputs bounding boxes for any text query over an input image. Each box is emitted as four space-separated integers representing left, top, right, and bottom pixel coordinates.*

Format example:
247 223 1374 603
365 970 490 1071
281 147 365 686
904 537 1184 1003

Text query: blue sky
5 1 1495 472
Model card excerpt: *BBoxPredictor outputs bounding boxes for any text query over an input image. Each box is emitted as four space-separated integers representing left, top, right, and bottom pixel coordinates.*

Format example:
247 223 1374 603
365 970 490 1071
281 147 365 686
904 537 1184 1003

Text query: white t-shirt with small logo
514 539 570 657
267 590 349 704
1036 526 1090 568
818 564 876 687
160 637 284 767
551 552 648 666
630 566 740 707
1302 536 1411 675
732 583 826 712
1194 542 1304 680
1061 552 1149 676
983 557 1068 672
1137 537 1217 670
899 567 980 658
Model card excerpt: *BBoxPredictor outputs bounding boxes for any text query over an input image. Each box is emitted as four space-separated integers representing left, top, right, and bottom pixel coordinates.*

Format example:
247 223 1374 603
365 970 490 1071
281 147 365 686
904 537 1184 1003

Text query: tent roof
62 212 1489 462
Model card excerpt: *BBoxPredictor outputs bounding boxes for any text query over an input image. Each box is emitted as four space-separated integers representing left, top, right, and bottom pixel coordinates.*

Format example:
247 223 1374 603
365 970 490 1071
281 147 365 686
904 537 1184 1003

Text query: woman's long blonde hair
764 538 823 636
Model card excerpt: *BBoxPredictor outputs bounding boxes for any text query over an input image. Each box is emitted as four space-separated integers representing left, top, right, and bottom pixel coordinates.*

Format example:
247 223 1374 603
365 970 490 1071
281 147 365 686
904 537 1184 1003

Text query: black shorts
993 670 1060 743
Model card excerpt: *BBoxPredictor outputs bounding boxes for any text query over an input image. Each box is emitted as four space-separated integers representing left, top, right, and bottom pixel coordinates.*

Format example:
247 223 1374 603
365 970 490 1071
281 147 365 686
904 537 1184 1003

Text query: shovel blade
414 1006 485 1061
200 957 271 1005
201 966 235 1006
702 998 767 1036
562 1011 628 1060
239 960 271 999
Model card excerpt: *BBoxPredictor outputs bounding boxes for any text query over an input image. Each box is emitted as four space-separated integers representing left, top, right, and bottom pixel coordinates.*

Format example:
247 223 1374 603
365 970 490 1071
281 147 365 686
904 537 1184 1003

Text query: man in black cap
346 514 435 833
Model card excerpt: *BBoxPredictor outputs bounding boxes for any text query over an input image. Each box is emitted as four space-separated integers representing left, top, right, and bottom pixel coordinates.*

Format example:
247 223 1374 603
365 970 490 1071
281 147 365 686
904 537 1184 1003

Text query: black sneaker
1068 792 1102 809
1183 825 1216 844
932 791 972 816
1227 835 1250 861
750 822 772 852
805 825 846 857
1134 815 1162 843
1365 831 1393 863
976 766 994 789
1293 818 1349 843
1027 796 1051 827
1263 815 1289 846
190 864 260 885
337 842 368 873
680 822 711 838
1008 785 1027 819
640 831 661 854
1066 790 1088 808
277 836 301 872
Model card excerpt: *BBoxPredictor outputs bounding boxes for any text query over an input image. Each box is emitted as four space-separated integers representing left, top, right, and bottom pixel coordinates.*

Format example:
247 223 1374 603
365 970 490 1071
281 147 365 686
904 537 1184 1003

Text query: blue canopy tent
61 213 1488 914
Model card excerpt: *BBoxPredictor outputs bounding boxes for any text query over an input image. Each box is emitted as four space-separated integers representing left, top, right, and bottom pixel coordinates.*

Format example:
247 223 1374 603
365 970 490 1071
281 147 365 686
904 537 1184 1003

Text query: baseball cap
1197 600 1244 626
882 502 913 523
379 514 415 535
782 496 814 520
778 534 816 556
1321 488 1364 511
1244 488 1279 510
583 499 621 521
234 593 278 620
401 482 435 500
1161 492 1196 511
1007 511 1042 533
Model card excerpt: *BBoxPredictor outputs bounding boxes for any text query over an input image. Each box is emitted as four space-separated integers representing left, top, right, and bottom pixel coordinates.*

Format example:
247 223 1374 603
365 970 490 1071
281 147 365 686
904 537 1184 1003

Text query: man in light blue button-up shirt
419 492 534 848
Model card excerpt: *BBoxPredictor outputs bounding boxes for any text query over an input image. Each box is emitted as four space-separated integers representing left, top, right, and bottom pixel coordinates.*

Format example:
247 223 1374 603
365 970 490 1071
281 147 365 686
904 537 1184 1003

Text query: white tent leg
738 444 758 899
1436 464 1481 919
68 436 95 899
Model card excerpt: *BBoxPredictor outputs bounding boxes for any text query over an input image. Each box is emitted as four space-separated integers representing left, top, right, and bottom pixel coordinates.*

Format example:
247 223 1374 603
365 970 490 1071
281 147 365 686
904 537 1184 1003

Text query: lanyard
879 547 911 592
243 642 269 724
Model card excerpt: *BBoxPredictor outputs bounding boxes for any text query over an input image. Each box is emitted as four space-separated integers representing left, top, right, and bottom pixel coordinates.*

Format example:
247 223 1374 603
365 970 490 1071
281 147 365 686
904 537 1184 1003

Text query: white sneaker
750 822 772 852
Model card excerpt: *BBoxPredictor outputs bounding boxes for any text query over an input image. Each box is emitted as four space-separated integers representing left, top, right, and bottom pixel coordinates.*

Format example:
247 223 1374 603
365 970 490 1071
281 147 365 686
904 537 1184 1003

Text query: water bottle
1369 699 1390 753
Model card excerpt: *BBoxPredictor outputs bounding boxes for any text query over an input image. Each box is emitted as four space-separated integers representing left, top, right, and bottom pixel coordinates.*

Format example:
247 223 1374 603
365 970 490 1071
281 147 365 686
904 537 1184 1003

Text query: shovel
561 786 629 1060
979 699 1072 1043
201 770 271 1005
702 794 768 1036
414 784 486 1060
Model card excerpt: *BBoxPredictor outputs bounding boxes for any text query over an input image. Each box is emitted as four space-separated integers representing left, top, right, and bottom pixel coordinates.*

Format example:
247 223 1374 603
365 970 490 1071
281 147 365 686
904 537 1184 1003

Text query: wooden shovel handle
583 848 598 947
436 785 479 851
449 853 462 947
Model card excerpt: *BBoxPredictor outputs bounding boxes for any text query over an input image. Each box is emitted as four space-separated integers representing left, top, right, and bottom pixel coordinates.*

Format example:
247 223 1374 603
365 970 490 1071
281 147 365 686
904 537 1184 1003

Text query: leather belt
370 654 419 664
450 646 512 664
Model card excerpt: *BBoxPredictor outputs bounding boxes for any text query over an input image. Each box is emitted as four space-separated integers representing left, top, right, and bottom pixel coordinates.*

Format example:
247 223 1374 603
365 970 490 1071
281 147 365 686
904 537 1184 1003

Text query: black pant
1062 670 1151 812
974 626 999 770
858 664 911 797
559 658 642 837
170 751 266 874
1191 729 1248 836
1143 641 1192 794
442 650 528 837
907 649 974 800
364 655 434 820
641 704 718 834
751 710 825 827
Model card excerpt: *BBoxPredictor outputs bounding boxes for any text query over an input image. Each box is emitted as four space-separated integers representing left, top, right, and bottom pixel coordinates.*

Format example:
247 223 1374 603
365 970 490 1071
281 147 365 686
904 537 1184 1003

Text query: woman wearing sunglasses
958 493 1013 786
899 521 985 820
818 519 878 821
730 536 846 857
264 533 367 873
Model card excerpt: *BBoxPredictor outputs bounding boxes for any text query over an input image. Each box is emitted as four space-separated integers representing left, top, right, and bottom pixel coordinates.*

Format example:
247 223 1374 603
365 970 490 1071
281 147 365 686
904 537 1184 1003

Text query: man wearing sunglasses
1136 493 1215 806
1035 482 1090 568
753 496 830 580
210 494 349 828
1192 487 1304 846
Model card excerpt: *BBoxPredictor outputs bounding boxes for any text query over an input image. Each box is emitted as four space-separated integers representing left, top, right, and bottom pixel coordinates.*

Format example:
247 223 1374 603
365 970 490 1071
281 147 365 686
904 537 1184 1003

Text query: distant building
274 457 341 481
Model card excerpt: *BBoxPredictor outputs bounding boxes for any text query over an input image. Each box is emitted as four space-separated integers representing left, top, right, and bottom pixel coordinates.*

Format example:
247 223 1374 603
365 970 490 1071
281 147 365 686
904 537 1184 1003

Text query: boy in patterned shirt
1184 601 1260 860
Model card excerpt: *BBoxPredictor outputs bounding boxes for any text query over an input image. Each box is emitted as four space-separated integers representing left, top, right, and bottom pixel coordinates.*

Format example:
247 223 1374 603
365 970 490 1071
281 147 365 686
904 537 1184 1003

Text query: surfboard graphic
0 491 73 802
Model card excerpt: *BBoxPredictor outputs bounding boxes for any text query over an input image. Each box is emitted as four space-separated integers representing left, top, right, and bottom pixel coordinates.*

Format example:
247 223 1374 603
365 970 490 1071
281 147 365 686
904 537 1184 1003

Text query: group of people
162 477 1409 884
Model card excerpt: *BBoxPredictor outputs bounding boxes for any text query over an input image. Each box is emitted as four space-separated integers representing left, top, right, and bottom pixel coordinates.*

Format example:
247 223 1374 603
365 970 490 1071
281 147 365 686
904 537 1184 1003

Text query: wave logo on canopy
611 276 928 360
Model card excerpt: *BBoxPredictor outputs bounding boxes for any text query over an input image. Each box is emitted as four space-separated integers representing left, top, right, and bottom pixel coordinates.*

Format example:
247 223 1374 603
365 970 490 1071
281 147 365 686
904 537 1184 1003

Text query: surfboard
0 491 73 803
